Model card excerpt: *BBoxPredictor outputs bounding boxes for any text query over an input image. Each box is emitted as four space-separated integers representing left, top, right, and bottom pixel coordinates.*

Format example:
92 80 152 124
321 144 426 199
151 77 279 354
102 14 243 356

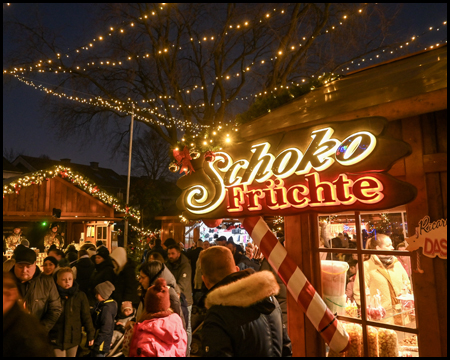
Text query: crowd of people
4 220 412 357
3 232 292 357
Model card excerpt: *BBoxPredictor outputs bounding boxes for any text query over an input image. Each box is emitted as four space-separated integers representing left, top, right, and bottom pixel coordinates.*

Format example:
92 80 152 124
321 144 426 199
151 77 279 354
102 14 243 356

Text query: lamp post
124 103 135 249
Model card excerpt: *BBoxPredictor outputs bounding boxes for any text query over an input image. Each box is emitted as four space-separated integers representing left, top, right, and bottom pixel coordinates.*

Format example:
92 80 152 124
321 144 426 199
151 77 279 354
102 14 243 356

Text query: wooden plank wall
401 109 447 357
3 176 114 218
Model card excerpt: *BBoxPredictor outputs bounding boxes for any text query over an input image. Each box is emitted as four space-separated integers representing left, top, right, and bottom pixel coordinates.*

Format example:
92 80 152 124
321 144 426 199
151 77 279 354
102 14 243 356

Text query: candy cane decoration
241 216 350 353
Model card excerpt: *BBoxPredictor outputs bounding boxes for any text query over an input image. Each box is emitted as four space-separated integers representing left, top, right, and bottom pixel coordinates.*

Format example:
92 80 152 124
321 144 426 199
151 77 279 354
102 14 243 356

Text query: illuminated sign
176 117 417 219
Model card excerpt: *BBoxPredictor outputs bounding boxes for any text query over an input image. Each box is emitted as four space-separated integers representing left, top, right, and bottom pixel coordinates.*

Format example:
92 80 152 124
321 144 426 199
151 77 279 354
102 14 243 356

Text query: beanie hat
43 256 59 267
96 246 110 260
145 278 171 314
163 238 176 248
217 236 227 243
14 244 36 264
95 281 115 300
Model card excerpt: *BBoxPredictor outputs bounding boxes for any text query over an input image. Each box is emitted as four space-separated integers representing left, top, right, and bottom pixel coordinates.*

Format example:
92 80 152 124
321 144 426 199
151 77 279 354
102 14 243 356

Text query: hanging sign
405 216 447 259
176 117 417 219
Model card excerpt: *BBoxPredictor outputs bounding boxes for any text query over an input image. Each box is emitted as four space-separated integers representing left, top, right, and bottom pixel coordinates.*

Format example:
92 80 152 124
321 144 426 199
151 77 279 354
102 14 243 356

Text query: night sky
3 3 447 175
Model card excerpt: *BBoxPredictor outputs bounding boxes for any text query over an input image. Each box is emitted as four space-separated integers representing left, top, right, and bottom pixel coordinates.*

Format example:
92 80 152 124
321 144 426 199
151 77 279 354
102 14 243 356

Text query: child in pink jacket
129 278 187 357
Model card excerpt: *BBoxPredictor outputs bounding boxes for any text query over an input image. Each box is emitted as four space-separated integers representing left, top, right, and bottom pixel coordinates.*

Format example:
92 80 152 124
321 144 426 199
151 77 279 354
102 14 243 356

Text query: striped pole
241 216 350 353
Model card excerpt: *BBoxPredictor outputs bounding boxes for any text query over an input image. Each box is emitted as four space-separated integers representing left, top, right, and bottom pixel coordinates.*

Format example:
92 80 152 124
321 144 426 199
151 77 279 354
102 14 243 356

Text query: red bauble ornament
202 218 223 228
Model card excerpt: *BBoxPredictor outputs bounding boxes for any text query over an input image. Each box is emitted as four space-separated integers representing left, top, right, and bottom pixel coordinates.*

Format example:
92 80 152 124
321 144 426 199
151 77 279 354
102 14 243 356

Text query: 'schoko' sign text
176 117 417 219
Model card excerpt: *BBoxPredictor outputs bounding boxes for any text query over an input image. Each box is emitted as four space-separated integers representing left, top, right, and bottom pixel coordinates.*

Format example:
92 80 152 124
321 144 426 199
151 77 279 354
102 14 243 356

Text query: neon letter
227 186 247 212
352 177 384 204
296 128 340 175
241 143 275 185
305 172 340 206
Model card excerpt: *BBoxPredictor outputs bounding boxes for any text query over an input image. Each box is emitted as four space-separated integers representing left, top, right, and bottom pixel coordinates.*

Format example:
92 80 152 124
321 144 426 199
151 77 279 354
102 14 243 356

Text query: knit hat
95 280 115 300
164 238 177 248
217 236 227 243
43 256 59 267
96 246 110 261
145 278 171 313
14 244 36 264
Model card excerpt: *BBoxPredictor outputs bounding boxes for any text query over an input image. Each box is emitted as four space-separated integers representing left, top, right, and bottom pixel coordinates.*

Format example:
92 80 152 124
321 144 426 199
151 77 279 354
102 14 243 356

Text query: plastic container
321 260 349 296
378 328 399 357
324 295 347 315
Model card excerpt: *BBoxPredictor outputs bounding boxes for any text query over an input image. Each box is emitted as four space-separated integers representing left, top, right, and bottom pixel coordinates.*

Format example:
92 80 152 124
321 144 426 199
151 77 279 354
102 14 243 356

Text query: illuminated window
97 226 107 240
317 208 418 357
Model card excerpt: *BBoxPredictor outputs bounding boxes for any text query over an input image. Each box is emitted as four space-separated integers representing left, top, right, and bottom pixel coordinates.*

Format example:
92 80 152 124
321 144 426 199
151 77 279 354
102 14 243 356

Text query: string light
13 74 207 132
339 20 447 73
3 165 141 220
3 5 446 139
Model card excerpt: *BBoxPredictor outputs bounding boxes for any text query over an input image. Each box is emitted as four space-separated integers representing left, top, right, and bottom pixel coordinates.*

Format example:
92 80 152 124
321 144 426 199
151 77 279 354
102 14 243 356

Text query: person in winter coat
152 238 168 261
166 244 193 353
166 244 193 307
200 246 292 357
43 256 59 277
49 267 95 357
111 301 136 347
64 244 78 265
3 271 55 357
136 260 184 327
88 246 116 306
72 249 95 295
91 281 118 357
353 234 411 317
129 278 187 357
110 247 140 309
10 244 62 332
187 240 203 286
259 258 288 326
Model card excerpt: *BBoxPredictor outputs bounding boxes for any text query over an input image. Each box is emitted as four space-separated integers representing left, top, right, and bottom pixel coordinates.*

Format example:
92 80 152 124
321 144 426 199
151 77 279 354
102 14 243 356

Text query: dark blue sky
3 3 447 175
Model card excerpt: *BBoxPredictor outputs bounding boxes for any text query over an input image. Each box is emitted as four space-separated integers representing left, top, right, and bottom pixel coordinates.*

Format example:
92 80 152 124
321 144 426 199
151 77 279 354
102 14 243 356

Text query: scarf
378 255 394 267
57 283 78 298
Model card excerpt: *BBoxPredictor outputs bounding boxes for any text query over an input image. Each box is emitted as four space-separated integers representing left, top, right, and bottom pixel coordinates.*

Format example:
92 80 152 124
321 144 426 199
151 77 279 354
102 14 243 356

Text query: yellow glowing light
226 138 231 143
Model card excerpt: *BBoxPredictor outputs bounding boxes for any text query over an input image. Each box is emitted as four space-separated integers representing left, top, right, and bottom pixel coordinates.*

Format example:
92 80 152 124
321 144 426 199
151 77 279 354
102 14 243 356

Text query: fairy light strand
3 165 141 220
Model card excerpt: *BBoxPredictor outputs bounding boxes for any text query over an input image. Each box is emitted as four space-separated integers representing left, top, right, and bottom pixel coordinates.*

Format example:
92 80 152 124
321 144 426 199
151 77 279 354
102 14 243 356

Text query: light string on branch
131 225 160 238
3 165 141 220
4 4 373 96
13 74 207 132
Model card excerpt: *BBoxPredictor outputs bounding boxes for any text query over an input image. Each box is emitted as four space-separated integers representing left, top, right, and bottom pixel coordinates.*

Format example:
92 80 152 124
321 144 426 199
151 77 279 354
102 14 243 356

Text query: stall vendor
5 226 23 251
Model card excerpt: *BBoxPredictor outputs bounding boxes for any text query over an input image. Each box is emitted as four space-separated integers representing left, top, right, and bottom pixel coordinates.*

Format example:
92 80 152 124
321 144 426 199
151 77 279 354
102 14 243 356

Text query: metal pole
124 104 135 249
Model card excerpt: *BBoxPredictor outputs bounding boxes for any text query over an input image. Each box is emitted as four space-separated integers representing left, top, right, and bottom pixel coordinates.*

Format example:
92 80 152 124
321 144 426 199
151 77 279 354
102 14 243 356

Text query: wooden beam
402 115 442 357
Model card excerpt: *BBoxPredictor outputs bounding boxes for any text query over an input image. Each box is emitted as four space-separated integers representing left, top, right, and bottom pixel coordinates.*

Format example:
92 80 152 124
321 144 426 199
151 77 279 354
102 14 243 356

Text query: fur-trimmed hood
205 270 280 310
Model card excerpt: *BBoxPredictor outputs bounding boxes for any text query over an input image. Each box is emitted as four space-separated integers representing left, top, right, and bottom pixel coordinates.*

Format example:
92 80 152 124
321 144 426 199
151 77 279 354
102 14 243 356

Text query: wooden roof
3 172 125 222
239 46 447 141
13 155 126 194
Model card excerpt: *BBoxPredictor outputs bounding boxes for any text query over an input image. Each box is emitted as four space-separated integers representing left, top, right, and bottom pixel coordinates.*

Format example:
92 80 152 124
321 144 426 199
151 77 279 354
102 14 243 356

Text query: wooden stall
236 46 447 357
3 174 125 251
174 46 446 357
